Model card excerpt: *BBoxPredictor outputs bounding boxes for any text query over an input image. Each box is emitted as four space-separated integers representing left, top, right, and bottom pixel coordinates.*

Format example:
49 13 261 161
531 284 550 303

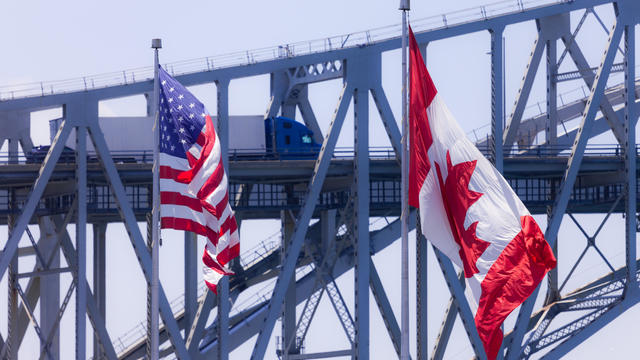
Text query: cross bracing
0 0 639 359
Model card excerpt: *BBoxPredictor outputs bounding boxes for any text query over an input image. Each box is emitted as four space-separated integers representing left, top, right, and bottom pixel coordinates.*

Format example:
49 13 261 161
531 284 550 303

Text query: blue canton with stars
158 66 207 159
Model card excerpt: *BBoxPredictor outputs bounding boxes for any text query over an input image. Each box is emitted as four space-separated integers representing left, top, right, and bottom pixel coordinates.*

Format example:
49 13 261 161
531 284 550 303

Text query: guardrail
0 144 636 166
0 0 569 101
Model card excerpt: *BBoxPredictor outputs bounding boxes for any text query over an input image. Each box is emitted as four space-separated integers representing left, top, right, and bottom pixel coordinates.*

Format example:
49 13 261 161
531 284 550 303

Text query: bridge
0 0 639 359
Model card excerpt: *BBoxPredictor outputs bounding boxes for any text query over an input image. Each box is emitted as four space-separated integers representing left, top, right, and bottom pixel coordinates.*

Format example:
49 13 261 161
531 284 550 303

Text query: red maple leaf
435 151 490 278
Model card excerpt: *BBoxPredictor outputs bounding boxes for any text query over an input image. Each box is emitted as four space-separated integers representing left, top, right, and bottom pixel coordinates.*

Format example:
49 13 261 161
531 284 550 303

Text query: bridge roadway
0 148 635 225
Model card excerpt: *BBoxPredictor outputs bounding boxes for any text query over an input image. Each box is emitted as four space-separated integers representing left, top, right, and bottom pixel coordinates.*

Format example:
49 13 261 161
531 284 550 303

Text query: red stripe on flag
160 191 202 212
408 26 438 209
197 159 225 200
220 215 238 236
217 242 240 267
215 192 229 220
161 217 218 240
202 250 234 276
474 215 556 360
160 166 189 183
204 281 217 294
196 132 206 147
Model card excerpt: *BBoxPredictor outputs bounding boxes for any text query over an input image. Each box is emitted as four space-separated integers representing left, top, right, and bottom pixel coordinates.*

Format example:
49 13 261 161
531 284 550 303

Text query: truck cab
265 116 321 158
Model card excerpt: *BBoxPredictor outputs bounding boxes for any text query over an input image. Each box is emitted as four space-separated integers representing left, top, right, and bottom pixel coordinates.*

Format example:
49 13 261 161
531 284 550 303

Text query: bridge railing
0 143 634 166
0 0 568 101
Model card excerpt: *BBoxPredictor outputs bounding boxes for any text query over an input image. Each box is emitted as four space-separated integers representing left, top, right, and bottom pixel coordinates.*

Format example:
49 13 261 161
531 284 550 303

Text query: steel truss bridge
0 0 639 359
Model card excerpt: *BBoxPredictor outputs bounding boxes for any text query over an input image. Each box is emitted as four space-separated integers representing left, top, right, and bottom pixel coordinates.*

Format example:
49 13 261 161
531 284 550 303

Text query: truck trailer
39 115 321 162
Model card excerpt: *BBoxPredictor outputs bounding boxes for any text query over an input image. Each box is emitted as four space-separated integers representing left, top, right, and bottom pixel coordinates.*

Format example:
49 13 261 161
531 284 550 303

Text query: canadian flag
408 27 557 360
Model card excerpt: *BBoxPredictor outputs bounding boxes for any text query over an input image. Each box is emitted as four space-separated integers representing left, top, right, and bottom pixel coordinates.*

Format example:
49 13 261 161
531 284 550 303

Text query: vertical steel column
416 220 428 360
184 231 198 329
6 204 18 360
545 36 560 303
354 85 370 359
545 39 558 145
41 217 61 359
623 23 637 295
321 210 337 262
216 77 230 360
491 26 505 172
7 139 18 164
76 123 88 360
93 223 106 359
281 210 297 358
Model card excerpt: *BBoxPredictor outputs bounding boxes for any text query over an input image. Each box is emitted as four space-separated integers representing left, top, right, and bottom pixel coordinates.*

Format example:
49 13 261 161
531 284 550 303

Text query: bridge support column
92 222 107 359
68 100 92 360
545 34 560 304
281 209 298 358
490 26 504 172
40 217 61 359
184 231 198 330
353 85 370 359
6 209 18 360
624 23 637 295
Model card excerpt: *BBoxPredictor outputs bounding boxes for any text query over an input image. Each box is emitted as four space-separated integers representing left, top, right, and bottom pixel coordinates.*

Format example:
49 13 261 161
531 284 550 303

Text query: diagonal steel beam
52 215 118 359
431 272 465 360
86 120 191 359
538 297 638 359
506 19 624 360
250 83 353 359
561 34 626 145
432 246 487 360
297 89 324 144
0 120 72 280
369 259 403 358
503 31 545 148
370 86 402 161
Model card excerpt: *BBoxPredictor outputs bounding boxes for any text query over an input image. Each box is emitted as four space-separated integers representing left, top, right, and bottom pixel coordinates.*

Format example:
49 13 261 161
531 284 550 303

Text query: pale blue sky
0 0 638 359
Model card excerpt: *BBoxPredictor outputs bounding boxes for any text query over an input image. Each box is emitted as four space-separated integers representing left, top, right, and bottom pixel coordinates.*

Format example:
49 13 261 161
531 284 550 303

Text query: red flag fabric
158 67 239 294
407 27 556 360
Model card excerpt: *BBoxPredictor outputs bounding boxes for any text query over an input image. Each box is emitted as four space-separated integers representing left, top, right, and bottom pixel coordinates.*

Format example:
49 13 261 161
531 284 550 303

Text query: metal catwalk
0 0 638 358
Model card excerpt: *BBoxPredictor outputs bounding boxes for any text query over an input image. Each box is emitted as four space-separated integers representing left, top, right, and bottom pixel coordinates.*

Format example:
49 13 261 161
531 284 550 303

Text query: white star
189 114 195 119
189 103 195 108
169 87 175 92
179 128 186 133
201 113 206 118
171 145 175 151
178 116 184 122
161 80 166 85
168 97 174 103
180 139 187 144
178 94 184 99
190 125 195 131
177 105 183 110
169 108 174 113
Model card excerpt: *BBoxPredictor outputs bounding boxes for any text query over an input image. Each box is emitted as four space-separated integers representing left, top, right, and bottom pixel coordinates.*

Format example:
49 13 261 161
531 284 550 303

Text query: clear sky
0 0 638 359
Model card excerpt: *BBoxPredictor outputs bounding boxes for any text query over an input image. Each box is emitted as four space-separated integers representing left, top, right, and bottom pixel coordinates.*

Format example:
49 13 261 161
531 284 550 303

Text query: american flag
158 66 239 293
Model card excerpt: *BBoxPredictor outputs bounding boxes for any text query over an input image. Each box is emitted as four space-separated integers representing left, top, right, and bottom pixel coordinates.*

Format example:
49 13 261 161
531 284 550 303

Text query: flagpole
151 37 162 360
399 1 410 360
